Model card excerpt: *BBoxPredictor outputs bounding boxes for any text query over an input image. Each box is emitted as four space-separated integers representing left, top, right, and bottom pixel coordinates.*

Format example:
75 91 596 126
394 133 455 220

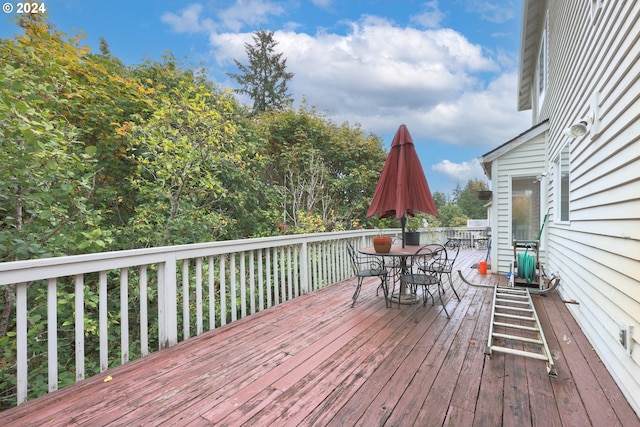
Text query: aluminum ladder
485 286 557 377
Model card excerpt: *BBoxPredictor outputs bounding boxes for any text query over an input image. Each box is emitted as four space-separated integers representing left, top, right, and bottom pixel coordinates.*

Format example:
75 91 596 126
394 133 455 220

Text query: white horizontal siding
490 134 547 274
542 0 640 415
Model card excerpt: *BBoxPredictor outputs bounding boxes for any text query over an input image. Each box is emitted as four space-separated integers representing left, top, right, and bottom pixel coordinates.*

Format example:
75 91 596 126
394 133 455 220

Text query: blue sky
1 0 532 195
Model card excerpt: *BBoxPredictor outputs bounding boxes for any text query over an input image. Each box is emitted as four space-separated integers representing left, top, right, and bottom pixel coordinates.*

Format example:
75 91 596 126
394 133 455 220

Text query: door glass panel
512 177 540 241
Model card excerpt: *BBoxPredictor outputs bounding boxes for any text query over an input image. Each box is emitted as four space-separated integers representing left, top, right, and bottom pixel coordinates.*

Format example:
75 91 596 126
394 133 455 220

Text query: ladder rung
495 304 533 313
492 332 543 345
489 345 549 361
496 294 529 299
496 298 529 305
493 321 539 332
494 312 535 321
496 288 528 295
496 296 529 303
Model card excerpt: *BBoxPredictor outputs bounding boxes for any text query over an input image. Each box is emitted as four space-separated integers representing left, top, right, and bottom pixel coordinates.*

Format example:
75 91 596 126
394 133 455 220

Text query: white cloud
411 0 446 29
466 0 517 24
163 1 530 150
432 159 488 184
161 4 215 34
162 1 285 34
409 71 531 147
217 0 285 32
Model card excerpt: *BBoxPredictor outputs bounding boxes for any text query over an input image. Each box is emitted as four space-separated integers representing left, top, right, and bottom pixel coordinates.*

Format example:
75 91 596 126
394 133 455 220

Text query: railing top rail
0 227 488 285
0 229 397 285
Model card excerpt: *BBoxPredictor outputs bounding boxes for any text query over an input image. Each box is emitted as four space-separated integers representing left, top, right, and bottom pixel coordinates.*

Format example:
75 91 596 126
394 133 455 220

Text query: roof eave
478 120 550 179
517 0 544 112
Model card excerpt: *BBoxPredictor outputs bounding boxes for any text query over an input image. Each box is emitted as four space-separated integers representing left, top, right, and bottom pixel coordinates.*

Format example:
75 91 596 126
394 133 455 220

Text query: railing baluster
208 256 215 330
320 243 326 288
140 265 149 356
75 274 85 381
312 243 319 291
293 245 299 298
266 248 272 308
300 242 308 295
280 247 286 302
48 278 58 393
239 251 247 318
273 248 279 305
257 249 264 311
121 268 129 364
249 251 256 315
219 256 226 326
99 271 108 372
230 254 237 322
331 241 336 285
182 259 190 340
196 257 203 336
287 246 293 300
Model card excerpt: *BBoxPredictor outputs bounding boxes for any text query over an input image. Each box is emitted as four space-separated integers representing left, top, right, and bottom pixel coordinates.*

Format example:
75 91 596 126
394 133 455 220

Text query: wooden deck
3 249 639 426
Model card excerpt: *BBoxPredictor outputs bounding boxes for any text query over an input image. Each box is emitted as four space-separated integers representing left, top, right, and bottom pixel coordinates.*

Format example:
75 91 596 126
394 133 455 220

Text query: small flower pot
373 237 392 253
404 232 420 246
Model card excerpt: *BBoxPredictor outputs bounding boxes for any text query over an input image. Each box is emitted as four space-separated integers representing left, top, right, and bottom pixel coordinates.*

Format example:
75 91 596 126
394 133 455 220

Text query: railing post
158 255 178 349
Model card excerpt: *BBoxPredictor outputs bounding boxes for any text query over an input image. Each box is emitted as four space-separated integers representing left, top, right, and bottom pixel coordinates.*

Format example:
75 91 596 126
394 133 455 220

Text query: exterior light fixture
563 111 595 138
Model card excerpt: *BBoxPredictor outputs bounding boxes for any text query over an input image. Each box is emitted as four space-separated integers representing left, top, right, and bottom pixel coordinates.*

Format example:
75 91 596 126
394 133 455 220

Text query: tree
257 106 386 232
0 15 112 261
454 180 489 220
228 30 294 114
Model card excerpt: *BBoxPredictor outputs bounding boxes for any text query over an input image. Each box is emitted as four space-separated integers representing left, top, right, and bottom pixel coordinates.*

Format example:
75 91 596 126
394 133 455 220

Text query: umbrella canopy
367 124 438 244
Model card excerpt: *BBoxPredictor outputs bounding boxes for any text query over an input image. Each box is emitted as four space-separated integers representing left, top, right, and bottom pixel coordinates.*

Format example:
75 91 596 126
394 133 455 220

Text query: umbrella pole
401 216 407 248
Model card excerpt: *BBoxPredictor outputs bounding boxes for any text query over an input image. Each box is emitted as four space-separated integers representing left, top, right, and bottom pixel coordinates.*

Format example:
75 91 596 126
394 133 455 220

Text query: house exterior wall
488 132 547 274
523 0 640 414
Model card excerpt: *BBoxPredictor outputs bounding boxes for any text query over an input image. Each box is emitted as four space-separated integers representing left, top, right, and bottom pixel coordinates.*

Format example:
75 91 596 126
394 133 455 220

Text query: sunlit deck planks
3 249 639 426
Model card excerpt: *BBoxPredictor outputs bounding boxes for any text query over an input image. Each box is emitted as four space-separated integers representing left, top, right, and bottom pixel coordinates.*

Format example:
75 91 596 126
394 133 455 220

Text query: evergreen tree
228 30 294 114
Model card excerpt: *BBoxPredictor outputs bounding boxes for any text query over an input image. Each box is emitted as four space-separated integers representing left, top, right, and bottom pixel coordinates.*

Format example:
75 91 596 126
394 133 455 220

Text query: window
556 144 570 222
536 13 548 113
511 177 541 241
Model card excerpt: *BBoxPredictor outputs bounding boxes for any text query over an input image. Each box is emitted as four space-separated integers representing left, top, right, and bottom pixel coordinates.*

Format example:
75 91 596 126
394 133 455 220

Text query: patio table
359 244 439 305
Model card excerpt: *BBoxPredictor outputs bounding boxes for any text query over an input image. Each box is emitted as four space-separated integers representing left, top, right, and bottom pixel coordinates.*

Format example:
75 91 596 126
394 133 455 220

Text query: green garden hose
517 252 536 284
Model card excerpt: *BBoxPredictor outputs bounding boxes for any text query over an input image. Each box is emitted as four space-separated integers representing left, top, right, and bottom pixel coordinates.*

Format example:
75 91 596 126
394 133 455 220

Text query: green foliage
0 15 111 260
454 179 489 220
228 30 294 114
430 180 488 227
258 105 387 233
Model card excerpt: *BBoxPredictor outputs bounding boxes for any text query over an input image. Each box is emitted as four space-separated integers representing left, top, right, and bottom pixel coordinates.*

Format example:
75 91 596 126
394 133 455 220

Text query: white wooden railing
0 227 488 408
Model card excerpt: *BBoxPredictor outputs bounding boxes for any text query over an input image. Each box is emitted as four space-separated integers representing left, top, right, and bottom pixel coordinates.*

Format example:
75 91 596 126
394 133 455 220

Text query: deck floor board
2 249 639 426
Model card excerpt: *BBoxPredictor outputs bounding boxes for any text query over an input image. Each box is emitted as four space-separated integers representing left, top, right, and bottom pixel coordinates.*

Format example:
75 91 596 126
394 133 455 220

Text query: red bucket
478 261 487 275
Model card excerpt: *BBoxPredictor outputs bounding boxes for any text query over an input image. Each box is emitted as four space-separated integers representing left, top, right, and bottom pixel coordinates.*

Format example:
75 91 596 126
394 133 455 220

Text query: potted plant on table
404 217 422 246
373 228 392 253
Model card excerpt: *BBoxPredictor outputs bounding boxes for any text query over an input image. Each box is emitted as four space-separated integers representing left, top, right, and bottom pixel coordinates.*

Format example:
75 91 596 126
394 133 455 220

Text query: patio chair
416 238 461 300
441 238 461 299
346 241 389 308
400 244 450 322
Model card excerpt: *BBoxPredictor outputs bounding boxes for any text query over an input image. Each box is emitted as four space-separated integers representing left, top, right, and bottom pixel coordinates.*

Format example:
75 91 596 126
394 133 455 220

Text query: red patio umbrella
367 124 439 246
